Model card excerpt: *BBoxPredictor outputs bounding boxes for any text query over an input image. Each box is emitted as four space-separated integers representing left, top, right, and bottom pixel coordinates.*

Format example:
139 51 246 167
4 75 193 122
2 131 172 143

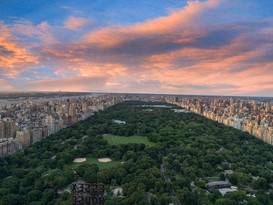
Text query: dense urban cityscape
1 93 273 158
0 93 123 157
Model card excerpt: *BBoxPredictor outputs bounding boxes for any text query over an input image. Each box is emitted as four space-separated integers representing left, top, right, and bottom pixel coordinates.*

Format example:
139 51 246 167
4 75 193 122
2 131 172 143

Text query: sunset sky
1 0 273 96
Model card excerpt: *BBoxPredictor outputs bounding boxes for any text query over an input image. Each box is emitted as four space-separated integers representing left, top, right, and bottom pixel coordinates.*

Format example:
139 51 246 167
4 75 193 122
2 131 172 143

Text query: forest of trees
1 101 273 205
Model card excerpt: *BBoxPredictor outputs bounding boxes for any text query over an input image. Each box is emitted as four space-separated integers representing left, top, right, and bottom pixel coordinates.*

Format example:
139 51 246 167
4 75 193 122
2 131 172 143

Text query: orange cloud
0 79 14 91
73 63 127 77
82 0 219 48
0 23 40 77
3 0 272 96
22 76 108 92
10 20 56 44
138 50 273 96
64 16 90 30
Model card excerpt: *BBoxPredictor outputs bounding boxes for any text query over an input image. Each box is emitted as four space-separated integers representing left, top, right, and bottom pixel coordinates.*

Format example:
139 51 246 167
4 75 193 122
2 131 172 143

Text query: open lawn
68 156 121 170
205 176 221 182
103 134 155 146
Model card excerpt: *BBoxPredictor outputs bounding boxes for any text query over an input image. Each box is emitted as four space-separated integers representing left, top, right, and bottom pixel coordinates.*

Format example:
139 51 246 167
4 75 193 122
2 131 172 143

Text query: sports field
69 156 121 169
103 134 155 146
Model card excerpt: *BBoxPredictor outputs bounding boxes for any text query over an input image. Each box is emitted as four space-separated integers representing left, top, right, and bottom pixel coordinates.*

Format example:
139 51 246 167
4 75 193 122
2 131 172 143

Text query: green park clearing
69 135 154 169
103 134 155 146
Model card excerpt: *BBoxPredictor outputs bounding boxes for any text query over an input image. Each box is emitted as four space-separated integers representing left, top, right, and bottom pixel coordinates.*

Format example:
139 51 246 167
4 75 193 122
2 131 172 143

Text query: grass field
205 176 220 182
68 156 121 170
68 135 154 169
103 134 155 146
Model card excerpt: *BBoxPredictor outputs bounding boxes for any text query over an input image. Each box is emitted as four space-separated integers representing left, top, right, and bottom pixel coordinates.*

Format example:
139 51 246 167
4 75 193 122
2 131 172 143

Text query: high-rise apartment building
0 118 19 140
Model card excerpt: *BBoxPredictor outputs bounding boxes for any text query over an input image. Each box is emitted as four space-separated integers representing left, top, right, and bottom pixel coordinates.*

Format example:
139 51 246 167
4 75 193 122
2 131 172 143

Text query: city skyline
1 0 273 96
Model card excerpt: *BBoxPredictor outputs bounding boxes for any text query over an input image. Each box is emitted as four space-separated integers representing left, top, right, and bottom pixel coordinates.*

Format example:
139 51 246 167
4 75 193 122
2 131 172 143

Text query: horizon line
0 91 273 99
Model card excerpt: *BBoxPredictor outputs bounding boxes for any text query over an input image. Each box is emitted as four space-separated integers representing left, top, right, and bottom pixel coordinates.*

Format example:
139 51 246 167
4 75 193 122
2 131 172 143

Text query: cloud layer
0 23 40 78
1 0 273 96
64 16 90 30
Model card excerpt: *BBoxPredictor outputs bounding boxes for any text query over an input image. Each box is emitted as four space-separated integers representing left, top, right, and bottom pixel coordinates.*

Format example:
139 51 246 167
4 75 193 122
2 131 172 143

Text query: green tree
1 194 21 205
251 178 267 190
215 198 233 205
42 188 56 204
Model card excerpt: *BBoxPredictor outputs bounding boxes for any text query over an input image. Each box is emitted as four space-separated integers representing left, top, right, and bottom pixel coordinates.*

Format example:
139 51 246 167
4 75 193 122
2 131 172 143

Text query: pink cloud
21 76 108 92
2 0 273 96
137 51 273 96
0 79 14 91
82 0 219 48
37 0 222 78
10 20 57 45
36 6 273 95
0 23 40 78
64 16 90 30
